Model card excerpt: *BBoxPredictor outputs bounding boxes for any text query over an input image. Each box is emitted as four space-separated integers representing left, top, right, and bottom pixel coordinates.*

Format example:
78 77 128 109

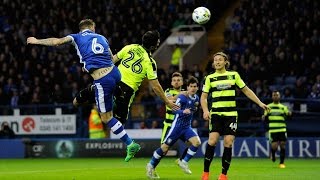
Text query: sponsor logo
22 117 35 132
55 140 74 158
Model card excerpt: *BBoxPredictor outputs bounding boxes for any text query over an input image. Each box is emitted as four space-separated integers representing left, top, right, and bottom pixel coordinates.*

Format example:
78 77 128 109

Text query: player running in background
146 76 201 179
162 72 184 143
27 19 140 162
262 90 291 168
162 72 190 163
200 52 269 180
73 30 179 125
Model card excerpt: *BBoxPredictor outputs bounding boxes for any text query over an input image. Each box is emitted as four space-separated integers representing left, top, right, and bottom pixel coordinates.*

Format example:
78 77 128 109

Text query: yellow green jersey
164 88 181 124
117 44 158 92
264 102 289 133
202 71 246 117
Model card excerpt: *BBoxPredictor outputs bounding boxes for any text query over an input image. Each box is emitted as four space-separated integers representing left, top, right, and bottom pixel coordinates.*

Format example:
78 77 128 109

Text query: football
192 7 211 25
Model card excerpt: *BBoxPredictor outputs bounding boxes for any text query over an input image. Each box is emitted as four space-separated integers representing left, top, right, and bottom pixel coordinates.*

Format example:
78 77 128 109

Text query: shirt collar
81 29 92 32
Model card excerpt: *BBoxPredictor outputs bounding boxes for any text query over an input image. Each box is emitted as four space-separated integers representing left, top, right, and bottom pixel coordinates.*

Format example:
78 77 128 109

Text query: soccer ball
192 7 211 25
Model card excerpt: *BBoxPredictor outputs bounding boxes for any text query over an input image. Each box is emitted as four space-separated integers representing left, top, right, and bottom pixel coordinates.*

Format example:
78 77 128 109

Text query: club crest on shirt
228 75 234 80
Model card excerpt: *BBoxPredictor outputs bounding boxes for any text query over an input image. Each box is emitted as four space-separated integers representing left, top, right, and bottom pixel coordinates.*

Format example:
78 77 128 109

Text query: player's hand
167 101 180 111
183 108 191 114
203 110 210 121
27 37 38 44
259 103 270 112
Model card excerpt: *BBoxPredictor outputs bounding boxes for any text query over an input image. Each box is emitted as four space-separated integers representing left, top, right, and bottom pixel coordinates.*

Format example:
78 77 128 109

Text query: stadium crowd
0 0 319 132
0 0 210 108
221 0 320 102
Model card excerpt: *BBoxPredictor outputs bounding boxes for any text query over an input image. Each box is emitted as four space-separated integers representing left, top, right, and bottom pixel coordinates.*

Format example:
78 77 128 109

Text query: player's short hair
142 30 160 49
79 19 95 31
213 51 230 69
186 76 198 86
171 72 182 79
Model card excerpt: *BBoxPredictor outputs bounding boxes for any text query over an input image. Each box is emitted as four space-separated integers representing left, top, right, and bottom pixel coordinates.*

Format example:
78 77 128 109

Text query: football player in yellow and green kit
161 72 189 162
112 30 179 124
200 52 269 180
162 72 184 143
73 30 179 125
262 90 291 169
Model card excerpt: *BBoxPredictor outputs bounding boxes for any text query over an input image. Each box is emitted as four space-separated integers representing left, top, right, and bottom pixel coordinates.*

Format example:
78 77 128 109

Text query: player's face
213 55 226 70
150 39 160 53
272 92 281 102
171 76 183 89
187 83 198 95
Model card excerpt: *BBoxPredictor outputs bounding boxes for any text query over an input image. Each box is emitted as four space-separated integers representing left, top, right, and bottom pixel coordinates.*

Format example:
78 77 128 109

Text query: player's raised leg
95 69 140 162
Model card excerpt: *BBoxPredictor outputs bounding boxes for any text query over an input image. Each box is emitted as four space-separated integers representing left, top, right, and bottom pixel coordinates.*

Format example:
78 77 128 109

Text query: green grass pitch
0 158 319 180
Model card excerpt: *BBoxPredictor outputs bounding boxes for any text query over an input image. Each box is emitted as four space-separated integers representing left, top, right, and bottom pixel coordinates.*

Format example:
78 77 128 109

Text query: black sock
180 147 188 160
222 147 232 175
271 149 276 162
204 144 215 172
280 148 285 164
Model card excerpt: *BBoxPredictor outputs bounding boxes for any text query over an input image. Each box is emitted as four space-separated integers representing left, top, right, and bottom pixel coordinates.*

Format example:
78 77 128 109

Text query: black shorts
209 114 237 136
113 81 135 124
75 82 134 124
75 84 96 104
269 132 287 142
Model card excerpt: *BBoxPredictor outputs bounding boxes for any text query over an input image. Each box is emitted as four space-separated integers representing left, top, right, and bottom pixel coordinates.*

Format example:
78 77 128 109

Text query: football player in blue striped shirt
27 19 140 162
146 76 201 179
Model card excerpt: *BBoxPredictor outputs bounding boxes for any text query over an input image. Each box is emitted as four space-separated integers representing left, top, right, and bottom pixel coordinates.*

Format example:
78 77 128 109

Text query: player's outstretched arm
112 54 121 64
27 36 72 46
149 79 179 110
241 86 270 111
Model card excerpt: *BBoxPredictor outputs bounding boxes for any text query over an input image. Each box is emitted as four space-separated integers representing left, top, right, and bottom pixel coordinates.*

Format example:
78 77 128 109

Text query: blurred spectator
191 64 203 81
170 44 182 72
151 120 160 129
191 119 199 128
140 121 148 129
10 89 19 107
283 87 294 100
88 105 106 139
308 84 320 99
0 121 15 139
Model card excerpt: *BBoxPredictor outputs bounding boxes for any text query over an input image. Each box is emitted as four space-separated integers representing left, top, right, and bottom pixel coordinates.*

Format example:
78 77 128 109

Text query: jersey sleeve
173 95 186 115
146 58 158 80
165 88 172 97
202 76 211 93
66 34 77 45
283 105 290 115
235 72 246 89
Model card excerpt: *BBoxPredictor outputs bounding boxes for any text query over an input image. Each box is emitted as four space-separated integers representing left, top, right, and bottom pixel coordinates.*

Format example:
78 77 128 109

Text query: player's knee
160 144 170 153
223 141 233 148
208 139 218 146
193 140 201 147
280 141 286 148
100 112 113 123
